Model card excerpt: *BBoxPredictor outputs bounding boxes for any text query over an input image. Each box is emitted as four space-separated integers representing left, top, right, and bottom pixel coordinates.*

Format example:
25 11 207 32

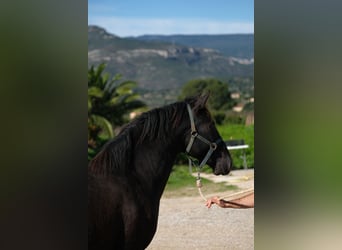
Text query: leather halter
185 104 222 169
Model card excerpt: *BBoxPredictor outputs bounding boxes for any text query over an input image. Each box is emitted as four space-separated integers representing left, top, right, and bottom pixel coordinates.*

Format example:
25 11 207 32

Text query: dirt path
147 170 254 250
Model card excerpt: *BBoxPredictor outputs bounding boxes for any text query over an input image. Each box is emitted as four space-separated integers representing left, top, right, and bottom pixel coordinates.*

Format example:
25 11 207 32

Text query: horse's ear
196 92 210 109
200 92 210 106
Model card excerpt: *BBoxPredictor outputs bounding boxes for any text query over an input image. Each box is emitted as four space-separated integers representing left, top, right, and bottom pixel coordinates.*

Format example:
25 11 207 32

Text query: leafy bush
178 78 235 111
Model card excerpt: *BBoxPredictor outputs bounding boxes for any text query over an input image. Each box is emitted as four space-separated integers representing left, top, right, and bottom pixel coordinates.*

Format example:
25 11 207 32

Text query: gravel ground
147 170 254 250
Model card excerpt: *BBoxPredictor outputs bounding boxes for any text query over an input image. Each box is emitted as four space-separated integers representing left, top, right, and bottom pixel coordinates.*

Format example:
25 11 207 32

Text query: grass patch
163 165 237 198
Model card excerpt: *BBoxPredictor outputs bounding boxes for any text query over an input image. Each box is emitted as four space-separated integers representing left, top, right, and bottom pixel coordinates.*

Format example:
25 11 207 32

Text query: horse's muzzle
213 156 231 175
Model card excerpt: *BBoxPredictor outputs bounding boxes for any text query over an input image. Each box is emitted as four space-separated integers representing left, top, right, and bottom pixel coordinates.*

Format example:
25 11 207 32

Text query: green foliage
88 63 146 160
224 111 246 125
88 64 146 126
179 78 235 111
217 124 254 169
178 78 237 124
211 110 226 125
227 76 254 98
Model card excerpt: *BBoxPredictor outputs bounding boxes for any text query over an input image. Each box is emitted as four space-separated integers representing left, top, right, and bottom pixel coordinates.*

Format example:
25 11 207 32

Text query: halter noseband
185 104 222 169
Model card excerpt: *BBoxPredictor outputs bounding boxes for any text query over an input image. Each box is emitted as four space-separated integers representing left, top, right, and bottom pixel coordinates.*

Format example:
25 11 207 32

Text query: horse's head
184 94 232 175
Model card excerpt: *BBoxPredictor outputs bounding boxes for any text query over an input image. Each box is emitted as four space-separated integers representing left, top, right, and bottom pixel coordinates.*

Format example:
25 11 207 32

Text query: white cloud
88 17 254 37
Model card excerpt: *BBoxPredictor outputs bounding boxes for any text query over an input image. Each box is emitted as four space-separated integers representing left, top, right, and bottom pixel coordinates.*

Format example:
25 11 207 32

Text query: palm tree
88 63 146 160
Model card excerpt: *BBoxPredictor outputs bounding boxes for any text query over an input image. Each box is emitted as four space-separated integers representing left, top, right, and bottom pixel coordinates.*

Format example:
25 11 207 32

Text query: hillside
132 34 254 59
88 25 254 107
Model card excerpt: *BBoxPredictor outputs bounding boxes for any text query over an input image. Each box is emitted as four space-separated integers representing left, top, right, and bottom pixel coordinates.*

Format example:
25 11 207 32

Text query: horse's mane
88 99 195 176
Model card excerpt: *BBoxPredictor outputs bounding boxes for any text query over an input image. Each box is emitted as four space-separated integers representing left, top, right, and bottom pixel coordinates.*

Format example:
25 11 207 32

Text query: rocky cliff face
88 26 253 91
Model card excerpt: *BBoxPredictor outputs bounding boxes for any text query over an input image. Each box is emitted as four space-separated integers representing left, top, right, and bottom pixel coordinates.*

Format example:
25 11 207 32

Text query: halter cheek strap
185 104 222 169
185 103 225 202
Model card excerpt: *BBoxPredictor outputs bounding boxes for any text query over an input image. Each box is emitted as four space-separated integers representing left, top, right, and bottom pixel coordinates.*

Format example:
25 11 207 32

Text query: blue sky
88 0 254 37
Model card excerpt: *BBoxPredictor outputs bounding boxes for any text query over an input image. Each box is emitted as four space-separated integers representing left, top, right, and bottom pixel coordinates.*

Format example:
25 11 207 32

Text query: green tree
178 78 235 110
88 63 146 160
178 78 235 124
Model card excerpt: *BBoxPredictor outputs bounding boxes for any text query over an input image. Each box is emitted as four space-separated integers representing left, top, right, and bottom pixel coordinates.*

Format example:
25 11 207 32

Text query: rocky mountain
131 34 254 59
88 25 254 107
88 26 254 106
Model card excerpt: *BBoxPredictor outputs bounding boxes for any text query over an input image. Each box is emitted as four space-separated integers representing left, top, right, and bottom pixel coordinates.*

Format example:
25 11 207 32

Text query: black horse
88 94 232 250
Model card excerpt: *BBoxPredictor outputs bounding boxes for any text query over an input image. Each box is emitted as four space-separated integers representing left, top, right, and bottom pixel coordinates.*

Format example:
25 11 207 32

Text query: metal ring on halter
211 142 217 150
191 131 198 137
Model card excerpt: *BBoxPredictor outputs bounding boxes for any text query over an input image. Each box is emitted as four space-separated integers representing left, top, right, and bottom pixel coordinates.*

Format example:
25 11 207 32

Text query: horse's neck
134 138 183 200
